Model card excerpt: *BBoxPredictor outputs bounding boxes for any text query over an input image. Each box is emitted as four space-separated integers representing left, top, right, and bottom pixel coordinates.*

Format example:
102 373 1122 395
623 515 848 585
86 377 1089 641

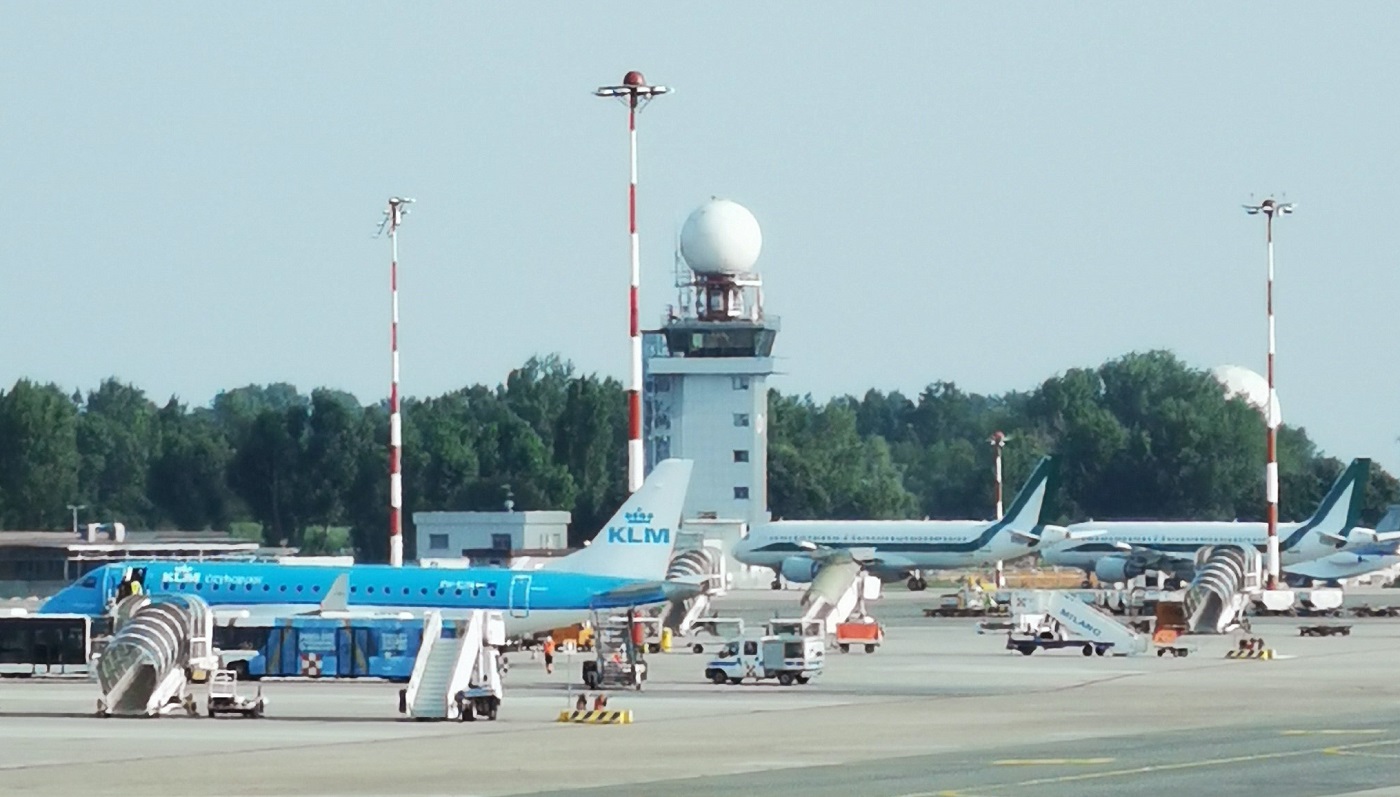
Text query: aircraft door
508 575 531 619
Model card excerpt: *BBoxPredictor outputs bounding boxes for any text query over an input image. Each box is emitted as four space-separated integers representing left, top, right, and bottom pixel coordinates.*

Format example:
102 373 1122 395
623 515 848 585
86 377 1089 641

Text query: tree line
0 350 1393 561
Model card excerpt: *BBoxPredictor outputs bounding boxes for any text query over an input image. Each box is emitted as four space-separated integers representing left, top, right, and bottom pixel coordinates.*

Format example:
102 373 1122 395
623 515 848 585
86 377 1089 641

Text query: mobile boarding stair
658 546 726 637
1183 546 1268 634
1006 590 1151 657
95 594 219 717
800 563 882 637
399 610 505 722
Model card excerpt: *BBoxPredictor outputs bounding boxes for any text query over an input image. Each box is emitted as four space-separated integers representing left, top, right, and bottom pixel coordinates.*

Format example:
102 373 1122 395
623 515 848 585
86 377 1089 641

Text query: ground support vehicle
205 669 266 718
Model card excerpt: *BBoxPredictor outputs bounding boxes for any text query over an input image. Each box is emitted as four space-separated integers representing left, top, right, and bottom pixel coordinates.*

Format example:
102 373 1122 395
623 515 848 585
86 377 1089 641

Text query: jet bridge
95 594 217 717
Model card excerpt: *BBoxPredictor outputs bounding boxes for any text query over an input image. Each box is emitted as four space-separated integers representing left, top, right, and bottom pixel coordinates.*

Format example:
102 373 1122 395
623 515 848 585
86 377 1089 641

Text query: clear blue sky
3 4 1397 471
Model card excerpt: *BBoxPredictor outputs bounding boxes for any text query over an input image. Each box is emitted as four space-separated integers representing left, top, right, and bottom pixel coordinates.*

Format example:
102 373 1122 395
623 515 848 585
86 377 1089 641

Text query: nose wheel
907 576 928 591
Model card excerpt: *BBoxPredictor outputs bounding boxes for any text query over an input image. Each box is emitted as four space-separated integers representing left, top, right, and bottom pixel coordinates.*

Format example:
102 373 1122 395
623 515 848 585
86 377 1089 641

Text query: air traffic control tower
642 198 777 534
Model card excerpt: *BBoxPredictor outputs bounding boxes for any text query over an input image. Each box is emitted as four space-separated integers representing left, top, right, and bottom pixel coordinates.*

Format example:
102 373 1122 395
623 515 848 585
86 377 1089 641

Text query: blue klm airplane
40 459 698 637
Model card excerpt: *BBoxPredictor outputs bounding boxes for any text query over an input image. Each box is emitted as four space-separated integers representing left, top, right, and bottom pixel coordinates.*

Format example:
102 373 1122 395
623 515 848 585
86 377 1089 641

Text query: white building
643 199 777 580
412 511 571 567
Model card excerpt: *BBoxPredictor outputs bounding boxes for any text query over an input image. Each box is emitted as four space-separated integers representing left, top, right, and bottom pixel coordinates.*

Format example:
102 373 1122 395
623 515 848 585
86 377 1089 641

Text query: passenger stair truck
400 610 505 722
1006 590 1150 657
800 563 882 638
95 594 218 717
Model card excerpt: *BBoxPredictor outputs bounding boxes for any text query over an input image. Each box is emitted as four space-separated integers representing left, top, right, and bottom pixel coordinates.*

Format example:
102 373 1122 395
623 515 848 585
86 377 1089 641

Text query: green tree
0 380 81 529
148 398 233 529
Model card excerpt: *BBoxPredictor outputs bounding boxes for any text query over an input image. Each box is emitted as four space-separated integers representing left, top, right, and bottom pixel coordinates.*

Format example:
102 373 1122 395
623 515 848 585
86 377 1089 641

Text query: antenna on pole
381 196 414 567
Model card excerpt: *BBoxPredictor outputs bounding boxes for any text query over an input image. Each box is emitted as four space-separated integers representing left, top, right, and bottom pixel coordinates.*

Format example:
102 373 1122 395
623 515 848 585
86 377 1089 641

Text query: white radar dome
679 198 762 276
1211 364 1282 425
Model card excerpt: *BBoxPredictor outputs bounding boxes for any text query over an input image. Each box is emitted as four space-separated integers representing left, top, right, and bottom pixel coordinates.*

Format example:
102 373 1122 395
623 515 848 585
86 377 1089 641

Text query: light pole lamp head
379 197 416 236
1243 198 1296 217
595 71 671 107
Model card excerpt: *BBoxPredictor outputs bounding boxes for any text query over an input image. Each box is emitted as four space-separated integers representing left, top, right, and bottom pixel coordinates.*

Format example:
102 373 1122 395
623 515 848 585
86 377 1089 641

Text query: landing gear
906 572 928 591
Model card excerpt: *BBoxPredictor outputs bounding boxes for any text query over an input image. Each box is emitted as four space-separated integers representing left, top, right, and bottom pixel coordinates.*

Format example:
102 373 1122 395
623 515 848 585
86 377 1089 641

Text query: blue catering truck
212 615 421 681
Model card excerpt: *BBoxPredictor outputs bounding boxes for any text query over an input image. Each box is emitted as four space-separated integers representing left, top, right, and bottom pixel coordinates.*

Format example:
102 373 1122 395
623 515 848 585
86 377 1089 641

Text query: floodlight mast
1242 197 1294 590
989 432 1009 588
595 72 671 495
380 196 415 567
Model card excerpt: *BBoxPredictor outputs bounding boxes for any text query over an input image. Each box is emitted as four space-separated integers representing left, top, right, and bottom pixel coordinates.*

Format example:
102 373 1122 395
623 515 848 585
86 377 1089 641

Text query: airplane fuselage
734 520 1041 574
1042 521 1362 573
39 560 671 637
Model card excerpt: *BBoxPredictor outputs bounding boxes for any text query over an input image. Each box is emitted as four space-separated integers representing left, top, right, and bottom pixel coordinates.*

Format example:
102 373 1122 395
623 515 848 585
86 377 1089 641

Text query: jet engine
779 557 821 584
1094 556 1145 584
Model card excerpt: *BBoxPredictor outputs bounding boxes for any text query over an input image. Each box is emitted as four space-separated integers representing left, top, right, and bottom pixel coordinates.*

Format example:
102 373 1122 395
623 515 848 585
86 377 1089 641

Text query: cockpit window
80 577 96 588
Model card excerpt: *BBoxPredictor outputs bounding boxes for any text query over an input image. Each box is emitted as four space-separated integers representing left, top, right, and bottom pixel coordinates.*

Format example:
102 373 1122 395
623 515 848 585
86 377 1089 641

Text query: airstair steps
409 640 464 719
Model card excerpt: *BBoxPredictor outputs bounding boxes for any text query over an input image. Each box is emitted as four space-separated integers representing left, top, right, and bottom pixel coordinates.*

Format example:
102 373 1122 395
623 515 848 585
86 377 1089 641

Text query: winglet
320 573 350 613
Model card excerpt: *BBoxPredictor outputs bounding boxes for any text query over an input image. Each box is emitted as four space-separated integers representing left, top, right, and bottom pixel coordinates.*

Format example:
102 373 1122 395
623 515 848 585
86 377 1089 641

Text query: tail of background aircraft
540 459 694 582
1297 458 1369 545
1000 456 1057 533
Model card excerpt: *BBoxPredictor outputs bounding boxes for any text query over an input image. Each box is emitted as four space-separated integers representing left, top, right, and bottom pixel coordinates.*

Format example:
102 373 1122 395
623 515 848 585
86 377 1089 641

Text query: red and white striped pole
596 72 670 494
385 196 413 567
1245 197 1293 590
989 431 1007 589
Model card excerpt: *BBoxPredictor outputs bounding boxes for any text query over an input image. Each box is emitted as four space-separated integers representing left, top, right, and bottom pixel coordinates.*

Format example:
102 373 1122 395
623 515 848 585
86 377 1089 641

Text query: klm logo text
607 526 671 544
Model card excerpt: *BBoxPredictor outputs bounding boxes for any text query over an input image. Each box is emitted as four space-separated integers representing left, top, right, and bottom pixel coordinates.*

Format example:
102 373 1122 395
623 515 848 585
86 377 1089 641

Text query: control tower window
731 376 750 390
733 413 750 427
734 487 750 500
733 450 749 463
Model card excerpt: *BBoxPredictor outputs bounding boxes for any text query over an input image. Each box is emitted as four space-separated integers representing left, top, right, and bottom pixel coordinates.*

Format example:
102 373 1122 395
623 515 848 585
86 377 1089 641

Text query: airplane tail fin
998 457 1057 543
1303 458 1370 543
541 459 694 581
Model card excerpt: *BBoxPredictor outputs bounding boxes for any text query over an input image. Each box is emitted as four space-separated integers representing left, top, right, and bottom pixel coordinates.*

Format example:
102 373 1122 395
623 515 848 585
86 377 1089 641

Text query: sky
2 3 1398 471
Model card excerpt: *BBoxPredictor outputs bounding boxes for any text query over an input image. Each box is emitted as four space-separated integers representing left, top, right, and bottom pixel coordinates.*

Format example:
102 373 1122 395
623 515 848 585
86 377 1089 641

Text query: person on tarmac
543 635 556 675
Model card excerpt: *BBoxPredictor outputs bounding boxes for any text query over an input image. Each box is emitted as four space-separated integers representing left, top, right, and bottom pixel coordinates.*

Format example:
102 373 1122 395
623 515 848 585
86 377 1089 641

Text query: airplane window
471 587 479 597
436 588 445 595
296 585 303 593
196 584 203 590
350 587 357 593
312 585 320 593
279 585 287 592
367 587 375 594
245 583 253 590
263 585 270 591
402 588 409 595
211 584 219 590
420 588 427 595
454 589 462 596
80 577 96 588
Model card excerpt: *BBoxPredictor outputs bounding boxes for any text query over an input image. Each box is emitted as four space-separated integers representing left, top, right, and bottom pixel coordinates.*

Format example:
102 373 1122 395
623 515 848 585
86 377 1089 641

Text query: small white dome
679 198 762 276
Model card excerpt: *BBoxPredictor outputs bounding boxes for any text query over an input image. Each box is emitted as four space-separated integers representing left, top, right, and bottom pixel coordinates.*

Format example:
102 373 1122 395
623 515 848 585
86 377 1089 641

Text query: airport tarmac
1 589 1399 796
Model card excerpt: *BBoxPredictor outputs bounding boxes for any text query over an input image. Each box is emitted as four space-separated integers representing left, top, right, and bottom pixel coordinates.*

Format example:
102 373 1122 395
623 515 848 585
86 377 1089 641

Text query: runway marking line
899 737 1400 797
1281 729 1385 736
991 758 1114 766
1324 747 1400 760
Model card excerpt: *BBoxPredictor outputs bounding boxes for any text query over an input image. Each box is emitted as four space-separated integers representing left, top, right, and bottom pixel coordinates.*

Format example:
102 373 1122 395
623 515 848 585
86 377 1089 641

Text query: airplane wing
592 576 707 607
796 541 880 567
